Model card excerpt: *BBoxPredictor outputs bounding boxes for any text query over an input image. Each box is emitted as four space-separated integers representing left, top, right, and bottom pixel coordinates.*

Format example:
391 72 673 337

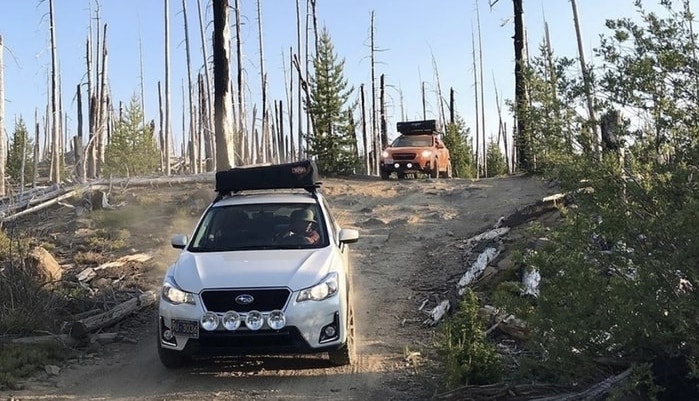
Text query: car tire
380 170 390 180
430 159 439 178
328 302 355 366
157 332 191 369
442 163 453 179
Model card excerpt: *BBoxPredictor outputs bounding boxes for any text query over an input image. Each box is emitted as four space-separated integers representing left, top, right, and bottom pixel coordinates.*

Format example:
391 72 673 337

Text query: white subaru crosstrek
156 160 359 368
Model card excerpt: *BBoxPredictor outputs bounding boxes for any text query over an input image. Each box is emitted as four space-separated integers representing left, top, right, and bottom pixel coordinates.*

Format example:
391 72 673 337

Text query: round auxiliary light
323 326 337 338
394 163 400 168
245 310 264 331
406 163 413 168
201 312 219 331
163 329 174 340
222 311 242 331
267 310 286 330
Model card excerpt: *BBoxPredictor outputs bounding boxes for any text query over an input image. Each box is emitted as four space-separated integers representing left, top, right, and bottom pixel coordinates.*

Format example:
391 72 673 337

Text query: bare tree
213 0 235 170
234 0 247 165
197 0 215 171
370 11 378 174
476 2 487 177
164 0 172 175
471 27 480 178
360 84 369 175
295 0 304 159
182 0 198 173
49 0 61 183
0 35 5 196
256 0 269 164
571 0 598 156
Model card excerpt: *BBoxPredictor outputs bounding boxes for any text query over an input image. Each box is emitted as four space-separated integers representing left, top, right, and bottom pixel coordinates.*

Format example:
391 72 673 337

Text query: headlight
245 311 264 330
297 272 339 302
161 280 196 305
382 151 390 158
421 150 432 158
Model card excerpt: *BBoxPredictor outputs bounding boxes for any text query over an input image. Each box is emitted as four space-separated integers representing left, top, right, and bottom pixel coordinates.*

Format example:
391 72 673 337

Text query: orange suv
379 119 452 180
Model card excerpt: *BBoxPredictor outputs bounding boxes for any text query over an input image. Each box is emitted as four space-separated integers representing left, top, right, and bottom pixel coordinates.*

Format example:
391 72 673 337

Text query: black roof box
396 119 438 135
215 159 320 194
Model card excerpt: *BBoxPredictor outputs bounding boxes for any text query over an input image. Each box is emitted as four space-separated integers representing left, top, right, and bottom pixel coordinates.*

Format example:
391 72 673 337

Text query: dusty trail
1 174 555 401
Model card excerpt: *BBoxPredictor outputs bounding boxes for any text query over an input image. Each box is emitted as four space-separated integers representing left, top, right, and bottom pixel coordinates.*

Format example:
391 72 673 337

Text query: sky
0 0 664 155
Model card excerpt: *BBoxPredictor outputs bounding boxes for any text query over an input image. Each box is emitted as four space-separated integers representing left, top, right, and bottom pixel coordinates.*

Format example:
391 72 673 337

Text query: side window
320 199 339 242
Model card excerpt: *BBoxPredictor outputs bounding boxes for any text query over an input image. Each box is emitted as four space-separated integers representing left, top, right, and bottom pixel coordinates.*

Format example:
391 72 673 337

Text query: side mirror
338 228 359 244
171 234 188 249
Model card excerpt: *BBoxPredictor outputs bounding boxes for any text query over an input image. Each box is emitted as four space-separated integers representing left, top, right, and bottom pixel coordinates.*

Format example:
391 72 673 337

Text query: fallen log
63 290 158 339
10 332 122 347
457 247 501 294
424 299 451 326
532 367 632 401
76 253 153 283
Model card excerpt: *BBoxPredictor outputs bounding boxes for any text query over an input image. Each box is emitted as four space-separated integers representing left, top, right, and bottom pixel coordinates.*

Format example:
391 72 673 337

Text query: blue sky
0 0 657 152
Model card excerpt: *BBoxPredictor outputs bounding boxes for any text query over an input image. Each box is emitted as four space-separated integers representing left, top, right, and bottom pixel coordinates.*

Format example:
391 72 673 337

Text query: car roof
211 191 322 208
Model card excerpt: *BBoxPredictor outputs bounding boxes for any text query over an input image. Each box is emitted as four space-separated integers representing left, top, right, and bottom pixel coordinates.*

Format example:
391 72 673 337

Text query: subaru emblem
235 294 254 305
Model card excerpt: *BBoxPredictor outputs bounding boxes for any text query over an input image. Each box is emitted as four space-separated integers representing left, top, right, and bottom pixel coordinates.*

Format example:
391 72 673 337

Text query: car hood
384 146 431 154
169 247 337 293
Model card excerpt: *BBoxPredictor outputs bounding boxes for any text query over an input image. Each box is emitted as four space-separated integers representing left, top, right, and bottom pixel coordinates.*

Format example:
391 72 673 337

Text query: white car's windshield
188 203 328 251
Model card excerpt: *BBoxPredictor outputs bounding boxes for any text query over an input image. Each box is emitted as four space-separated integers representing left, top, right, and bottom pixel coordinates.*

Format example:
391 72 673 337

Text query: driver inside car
276 209 320 244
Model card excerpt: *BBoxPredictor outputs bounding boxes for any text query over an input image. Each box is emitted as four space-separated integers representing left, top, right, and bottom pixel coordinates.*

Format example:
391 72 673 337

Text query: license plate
384 158 393 164
172 319 199 338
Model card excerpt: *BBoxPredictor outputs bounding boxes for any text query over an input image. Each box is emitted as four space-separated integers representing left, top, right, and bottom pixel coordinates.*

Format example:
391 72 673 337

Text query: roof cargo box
396 119 438 135
215 159 320 194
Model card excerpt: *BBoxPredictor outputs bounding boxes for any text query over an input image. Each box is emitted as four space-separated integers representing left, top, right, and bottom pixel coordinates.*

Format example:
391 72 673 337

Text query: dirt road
2 174 555 401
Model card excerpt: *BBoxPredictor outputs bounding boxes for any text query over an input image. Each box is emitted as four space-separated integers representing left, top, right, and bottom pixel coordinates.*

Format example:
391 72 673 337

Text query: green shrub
434 288 503 387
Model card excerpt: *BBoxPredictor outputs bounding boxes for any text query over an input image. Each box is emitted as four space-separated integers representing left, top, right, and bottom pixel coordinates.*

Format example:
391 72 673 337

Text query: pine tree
305 27 358 175
443 118 475 178
485 138 507 177
103 96 160 177
7 117 34 184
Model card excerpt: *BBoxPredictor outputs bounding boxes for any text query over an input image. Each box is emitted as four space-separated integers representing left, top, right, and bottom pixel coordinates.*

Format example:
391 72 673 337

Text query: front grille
393 153 417 160
201 288 291 312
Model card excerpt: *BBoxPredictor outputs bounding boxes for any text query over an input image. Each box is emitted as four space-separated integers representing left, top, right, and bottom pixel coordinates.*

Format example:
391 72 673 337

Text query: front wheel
157 341 191 369
328 302 356 366
380 170 390 180
430 159 439 178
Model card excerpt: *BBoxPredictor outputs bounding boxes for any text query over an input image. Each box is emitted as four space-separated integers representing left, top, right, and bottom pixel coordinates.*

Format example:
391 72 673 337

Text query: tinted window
188 203 328 252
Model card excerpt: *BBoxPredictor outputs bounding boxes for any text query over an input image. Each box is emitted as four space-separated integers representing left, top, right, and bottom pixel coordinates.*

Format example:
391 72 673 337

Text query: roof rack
214 159 320 199
396 119 440 135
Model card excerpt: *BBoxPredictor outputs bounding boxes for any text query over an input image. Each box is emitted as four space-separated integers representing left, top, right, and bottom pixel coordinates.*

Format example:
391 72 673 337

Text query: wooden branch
63 290 157 339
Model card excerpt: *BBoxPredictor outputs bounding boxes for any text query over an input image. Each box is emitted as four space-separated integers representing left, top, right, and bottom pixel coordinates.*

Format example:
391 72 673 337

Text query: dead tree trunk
571 0 598 157
49 0 61 184
0 35 5 197
234 0 246 165
164 0 172 175
213 0 235 170
449 87 455 125
97 24 109 177
182 0 198 174
256 0 268 164
477 3 487 177
75 83 85 182
370 11 378 175
379 74 387 150
513 0 530 171
196 0 214 171
295 0 303 160
472 28 481 178
360 84 369 175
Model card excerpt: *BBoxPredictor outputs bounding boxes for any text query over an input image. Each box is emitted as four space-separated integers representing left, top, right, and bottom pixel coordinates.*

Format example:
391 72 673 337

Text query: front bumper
158 288 348 356
380 160 431 173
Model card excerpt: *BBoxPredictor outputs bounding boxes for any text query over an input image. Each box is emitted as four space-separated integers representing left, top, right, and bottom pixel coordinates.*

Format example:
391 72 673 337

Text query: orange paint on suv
379 119 452 180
